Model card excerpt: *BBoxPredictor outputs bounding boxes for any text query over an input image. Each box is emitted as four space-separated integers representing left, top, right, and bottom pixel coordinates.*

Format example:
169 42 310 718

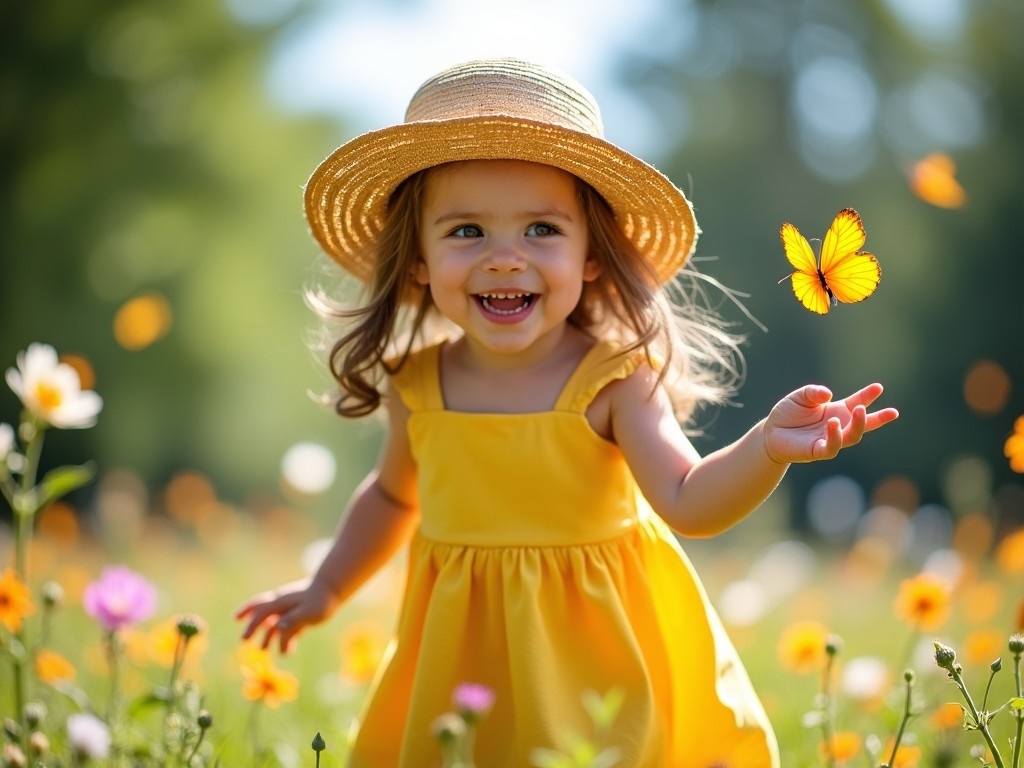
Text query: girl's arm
610 365 898 537
236 385 419 653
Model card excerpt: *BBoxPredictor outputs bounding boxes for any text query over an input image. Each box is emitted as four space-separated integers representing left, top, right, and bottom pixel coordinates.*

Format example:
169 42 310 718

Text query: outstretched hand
235 579 338 655
763 383 899 464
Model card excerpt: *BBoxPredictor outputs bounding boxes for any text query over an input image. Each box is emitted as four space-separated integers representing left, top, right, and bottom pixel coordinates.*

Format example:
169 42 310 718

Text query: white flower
0 422 13 461
66 712 111 759
840 655 890 702
5 344 102 428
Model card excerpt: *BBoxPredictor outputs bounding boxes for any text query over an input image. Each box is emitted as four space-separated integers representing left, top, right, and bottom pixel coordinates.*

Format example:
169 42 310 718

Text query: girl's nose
482 243 526 273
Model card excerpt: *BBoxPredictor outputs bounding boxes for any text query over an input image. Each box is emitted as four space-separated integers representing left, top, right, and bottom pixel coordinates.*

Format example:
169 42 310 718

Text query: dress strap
554 341 646 414
388 342 446 413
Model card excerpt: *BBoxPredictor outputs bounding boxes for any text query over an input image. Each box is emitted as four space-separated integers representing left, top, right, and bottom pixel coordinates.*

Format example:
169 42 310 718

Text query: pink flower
453 682 495 722
83 566 157 632
67 712 111 759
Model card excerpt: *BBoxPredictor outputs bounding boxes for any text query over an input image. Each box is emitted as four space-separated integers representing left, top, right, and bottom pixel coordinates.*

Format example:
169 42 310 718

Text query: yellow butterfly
780 208 881 315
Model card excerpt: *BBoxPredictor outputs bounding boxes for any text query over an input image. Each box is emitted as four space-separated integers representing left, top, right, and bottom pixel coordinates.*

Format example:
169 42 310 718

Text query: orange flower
894 573 951 631
0 568 35 632
821 731 861 762
883 742 922 768
930 702 965 731
997 529 1024 576
339 621 389 685
239 644 298 708
777 620 830 673
1005 416 1024 473
35 649 77 684
963 629 1004 667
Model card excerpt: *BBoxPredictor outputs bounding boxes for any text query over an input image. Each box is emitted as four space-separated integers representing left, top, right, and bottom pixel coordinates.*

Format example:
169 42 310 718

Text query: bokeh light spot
281 442 337 496
942 455 993 513
870 475 920 514
164 471 218 526
113 291 173 351
807 475 865 542
963 359 1011 417
58 354 96 391
36 502 81 547
951 512 995 560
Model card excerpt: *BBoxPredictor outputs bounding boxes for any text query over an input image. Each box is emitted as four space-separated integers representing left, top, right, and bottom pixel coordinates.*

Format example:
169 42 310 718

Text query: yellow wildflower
35 649 77 684
777 620 829 674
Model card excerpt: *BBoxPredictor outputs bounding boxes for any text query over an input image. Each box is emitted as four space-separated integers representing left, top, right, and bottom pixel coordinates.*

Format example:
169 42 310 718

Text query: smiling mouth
475 292 536 315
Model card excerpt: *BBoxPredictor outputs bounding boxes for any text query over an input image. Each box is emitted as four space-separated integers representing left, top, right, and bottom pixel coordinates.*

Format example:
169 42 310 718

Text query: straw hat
303 58 698 284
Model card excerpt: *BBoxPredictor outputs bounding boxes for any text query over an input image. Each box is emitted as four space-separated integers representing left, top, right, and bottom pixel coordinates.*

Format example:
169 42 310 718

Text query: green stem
983 665 999 713
11 418 44 735
1013 652 1022 768
951 664 1007 768
14 420 44 580
819 652 837 768
186 730 206 767
884 673 914 768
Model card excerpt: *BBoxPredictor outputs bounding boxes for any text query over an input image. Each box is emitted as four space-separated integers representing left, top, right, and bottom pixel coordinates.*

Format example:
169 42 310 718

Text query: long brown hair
306 163 746 426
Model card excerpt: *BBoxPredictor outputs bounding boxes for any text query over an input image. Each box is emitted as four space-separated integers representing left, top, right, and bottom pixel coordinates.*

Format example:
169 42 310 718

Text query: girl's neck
440 325 595 413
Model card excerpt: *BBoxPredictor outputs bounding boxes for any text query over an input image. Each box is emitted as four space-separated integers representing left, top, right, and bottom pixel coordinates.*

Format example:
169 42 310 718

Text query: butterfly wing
819 208 881 305
781 221 831 314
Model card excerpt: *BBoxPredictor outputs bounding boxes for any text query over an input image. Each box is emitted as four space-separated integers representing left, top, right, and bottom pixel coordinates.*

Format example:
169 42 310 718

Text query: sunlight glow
281 441 336 495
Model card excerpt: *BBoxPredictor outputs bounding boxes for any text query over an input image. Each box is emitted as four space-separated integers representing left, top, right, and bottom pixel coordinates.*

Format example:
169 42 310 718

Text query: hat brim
304 116 697 284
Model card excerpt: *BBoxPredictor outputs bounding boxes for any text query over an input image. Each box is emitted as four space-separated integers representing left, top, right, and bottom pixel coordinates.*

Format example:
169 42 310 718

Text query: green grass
3 494 1024 767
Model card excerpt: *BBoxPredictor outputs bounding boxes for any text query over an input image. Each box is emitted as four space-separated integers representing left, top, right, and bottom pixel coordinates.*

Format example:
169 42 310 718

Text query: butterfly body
781 208 881 315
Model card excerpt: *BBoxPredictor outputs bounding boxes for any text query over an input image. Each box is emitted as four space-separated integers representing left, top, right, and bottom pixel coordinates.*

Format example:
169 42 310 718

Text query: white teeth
478 293 534 315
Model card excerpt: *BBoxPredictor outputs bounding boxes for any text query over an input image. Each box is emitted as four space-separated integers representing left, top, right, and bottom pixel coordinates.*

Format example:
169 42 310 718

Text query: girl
237 58 898 767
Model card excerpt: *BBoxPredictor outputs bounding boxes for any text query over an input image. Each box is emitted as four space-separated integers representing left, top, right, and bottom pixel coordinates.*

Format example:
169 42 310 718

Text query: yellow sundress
348 340 779 768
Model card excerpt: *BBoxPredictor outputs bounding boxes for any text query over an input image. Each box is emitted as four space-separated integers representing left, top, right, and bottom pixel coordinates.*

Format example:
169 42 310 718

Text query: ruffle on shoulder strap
556 341 656 414
387 342 445 413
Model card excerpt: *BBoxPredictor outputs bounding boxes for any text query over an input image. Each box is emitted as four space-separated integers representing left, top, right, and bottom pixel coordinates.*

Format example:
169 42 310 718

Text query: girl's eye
526 222 559 237
450 224 483 238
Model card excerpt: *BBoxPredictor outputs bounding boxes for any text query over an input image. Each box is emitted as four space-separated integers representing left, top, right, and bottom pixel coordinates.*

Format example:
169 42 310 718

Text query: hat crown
404 58 605 139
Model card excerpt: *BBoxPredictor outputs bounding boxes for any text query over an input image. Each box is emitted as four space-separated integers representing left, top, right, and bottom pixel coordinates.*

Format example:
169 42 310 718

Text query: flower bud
934 642 957 671
991 657 1003 673
311 732 326 753
176 613 205 640
431 713 466 744
28 731 49 757
22 703 45 729
2 719 20 741
41 581 64 608
452 682 496 724
2 743 27 768
197 710 213 730
903 669 915 683
825 634 844 657
1009 634 1024 655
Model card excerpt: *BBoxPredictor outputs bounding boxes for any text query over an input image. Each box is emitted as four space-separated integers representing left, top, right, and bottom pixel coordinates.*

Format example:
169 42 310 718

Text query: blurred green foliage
2 0 1022 531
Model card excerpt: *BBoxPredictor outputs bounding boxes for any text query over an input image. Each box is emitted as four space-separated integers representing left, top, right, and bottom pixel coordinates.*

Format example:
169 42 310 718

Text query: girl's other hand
235 579 338 654
763 383 899 464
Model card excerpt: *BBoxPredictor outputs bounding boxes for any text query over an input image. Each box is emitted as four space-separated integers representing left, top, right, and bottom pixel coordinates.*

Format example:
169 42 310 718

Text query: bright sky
228 0 983 181
257 0 671 159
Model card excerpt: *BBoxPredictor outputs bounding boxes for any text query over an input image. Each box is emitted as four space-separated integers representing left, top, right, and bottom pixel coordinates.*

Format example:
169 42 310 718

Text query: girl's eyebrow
430 208 576 226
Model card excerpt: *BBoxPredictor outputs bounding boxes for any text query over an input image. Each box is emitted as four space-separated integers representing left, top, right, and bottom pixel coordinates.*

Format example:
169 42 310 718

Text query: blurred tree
0 1 378 509
617 0 1024 528
2 0 1022 535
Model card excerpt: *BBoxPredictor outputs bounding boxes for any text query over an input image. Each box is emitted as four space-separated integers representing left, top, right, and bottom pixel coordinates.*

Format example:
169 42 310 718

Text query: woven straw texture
304 58 698 284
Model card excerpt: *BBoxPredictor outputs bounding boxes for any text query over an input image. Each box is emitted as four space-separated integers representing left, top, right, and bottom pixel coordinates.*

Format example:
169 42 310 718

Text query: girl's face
415 159 600 363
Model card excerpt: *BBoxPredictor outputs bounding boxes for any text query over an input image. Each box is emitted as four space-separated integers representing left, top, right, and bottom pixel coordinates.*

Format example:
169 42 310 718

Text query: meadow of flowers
2 342 1024 767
